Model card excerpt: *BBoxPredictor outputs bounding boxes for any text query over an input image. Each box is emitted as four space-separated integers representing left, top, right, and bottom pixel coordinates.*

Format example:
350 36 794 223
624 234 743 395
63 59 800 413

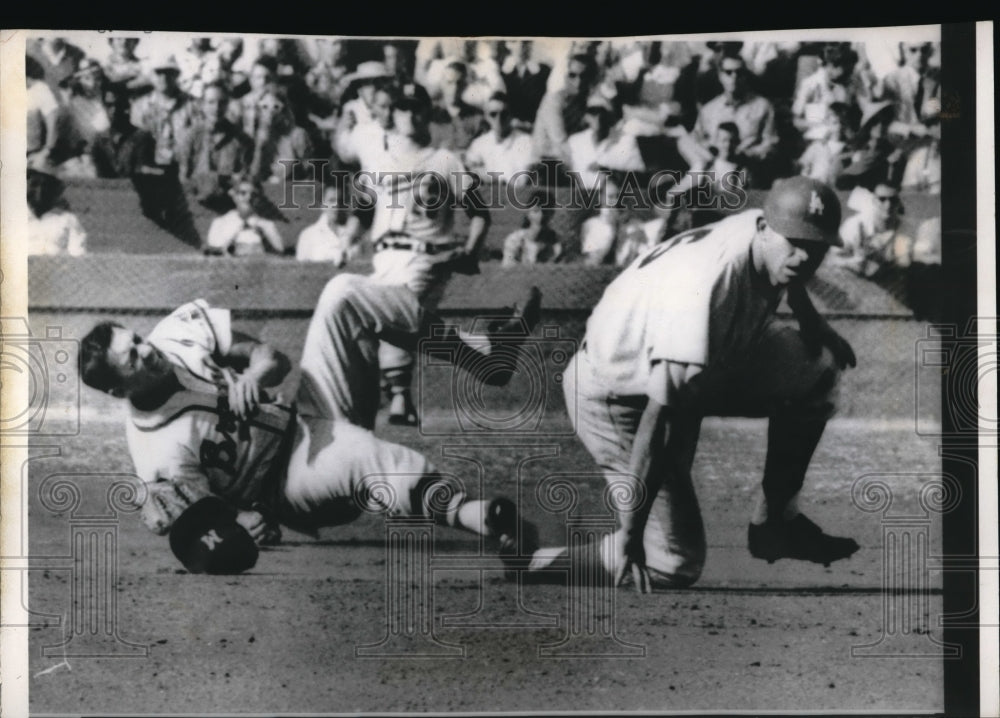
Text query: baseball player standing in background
363 85 491 427
78 271 542 567
529 176 860 592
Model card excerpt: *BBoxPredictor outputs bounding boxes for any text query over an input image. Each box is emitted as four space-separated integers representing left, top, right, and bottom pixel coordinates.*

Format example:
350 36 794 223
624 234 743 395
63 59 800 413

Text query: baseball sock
757 413 827 524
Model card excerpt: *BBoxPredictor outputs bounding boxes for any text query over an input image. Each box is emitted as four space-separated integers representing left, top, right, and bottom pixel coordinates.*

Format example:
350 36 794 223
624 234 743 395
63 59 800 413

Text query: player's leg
527 351 706 587
719 322 858 566
282 417 517 541
378 343 418 427
296 273 425 429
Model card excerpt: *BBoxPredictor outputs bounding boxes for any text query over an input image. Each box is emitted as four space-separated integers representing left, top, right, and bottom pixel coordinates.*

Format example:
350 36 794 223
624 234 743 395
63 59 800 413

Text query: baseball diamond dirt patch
27 413 946 714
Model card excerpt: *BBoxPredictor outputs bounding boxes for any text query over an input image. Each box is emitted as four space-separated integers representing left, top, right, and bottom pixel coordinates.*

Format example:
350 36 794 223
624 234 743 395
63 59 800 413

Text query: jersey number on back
637 226 713 269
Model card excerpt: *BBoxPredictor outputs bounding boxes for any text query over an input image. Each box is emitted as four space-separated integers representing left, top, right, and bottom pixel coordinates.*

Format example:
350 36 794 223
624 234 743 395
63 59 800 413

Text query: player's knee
318 273 364 315
800 350 840 418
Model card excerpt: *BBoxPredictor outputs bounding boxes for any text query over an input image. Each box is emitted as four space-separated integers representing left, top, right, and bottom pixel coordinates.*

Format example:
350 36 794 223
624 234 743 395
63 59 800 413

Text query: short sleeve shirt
126 300 294 508
582 210 781 404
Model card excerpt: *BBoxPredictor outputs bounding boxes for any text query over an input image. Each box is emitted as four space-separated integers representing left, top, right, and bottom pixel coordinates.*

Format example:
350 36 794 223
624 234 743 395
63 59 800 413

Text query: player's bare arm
786 283 857 369
219 330 292 419
616 394 672 594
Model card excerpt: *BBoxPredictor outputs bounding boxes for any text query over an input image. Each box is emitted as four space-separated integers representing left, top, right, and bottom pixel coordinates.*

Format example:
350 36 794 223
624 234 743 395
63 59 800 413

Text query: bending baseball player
529 176 860 592
79 273 542 569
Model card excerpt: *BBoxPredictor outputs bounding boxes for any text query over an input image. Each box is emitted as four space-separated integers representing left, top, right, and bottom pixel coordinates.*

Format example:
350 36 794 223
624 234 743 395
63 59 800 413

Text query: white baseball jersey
125 300 294 509
582 210 783 404
368 144 476 298
369 145 472 245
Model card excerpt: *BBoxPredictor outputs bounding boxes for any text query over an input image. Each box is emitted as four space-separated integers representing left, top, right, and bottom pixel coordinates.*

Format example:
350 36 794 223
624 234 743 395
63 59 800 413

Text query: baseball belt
374 235 463 255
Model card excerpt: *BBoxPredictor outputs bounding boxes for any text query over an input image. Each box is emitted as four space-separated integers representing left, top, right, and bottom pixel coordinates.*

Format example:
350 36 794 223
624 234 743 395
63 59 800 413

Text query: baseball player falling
79 271 542 569
528 176 860 592
362 84 490 427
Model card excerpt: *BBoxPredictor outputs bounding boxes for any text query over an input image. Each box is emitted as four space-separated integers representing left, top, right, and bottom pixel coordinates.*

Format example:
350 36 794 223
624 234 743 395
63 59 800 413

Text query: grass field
25 401 947 713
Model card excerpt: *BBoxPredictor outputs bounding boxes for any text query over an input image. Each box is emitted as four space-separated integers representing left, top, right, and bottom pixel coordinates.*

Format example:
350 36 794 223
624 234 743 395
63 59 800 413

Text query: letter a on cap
808 190 825 216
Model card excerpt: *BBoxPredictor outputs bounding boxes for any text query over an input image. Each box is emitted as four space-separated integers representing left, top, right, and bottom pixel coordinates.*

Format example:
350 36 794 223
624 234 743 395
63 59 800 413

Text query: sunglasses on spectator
720 67 741 76
906 46 925 54
259 102 284 111
486 108 509 118
566 71 582 79
874 194 899 203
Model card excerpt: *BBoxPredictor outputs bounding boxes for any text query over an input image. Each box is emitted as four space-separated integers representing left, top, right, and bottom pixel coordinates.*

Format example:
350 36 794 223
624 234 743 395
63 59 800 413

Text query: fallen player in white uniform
80 274 542 570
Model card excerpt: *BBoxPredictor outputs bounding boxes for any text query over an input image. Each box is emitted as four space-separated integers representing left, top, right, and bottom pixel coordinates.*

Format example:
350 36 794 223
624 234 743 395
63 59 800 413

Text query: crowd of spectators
25 34 942 311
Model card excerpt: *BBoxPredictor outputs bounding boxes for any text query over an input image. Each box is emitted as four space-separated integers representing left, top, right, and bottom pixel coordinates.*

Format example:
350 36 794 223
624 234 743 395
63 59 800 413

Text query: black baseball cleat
485 497 539 578
478 287 543 387
748 514 860 567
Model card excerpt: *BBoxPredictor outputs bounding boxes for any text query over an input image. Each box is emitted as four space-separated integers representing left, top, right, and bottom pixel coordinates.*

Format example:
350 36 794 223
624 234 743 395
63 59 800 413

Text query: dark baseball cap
169 497 259 574
763 176 843 247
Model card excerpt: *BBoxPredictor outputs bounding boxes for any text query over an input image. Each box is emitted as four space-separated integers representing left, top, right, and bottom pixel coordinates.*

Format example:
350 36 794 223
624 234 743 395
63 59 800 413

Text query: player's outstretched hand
800 324 857 370
225 370 261 420
612 528 652 595
236 509 269 544
825 328 857 369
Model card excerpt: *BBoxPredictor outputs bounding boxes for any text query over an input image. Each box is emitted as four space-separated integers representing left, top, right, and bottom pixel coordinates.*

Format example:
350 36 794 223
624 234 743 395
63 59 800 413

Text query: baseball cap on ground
763 176 843 247
169 497 259 574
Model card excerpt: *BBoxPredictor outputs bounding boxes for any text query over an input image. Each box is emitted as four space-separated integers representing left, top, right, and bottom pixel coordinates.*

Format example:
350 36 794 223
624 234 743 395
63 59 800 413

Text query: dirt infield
27 413 946 714
19 272 948 714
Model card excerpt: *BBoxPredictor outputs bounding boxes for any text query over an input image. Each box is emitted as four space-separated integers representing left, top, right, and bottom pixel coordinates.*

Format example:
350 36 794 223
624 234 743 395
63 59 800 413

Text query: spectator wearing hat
464 91 537 186
177 81 254 209
338 61 392 133
57 58 111 176
91 81 159 180
249 83 314 185
26 168 87 257
694 52 778 186
205 174 285 256
26 54 63 169
428 61 484 152
130 55 198 169
501 40 551 129
533 53 598 164
104 37 144 85
335 83 397 171
95 81 200 247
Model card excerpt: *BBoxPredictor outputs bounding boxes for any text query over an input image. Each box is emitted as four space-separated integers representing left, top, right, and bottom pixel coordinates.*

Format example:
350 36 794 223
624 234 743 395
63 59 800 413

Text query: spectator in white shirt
296 183 358 265
26 55 63 168
27 168 87 257
566 95 644 192
204 175 285 256
464 92 537 188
